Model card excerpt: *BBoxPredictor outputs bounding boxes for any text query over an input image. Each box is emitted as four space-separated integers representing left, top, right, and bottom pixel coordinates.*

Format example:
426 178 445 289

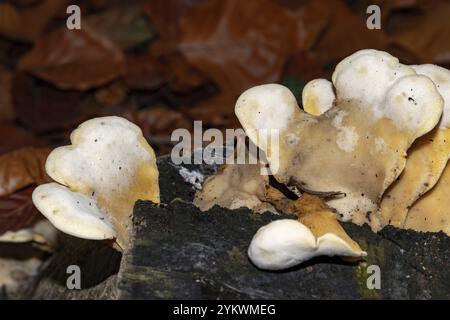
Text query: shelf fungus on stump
236 49 444 228
379 65 450 234
32 116 160 250
196 49 450 270
302 52 450 235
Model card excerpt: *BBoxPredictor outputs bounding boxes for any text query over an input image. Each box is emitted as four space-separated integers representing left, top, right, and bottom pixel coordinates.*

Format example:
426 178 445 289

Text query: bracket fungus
236 49 444 228
301 56 450 235
194 161 276 213
378 65 450 232
32 116 160 249
248 195 366 270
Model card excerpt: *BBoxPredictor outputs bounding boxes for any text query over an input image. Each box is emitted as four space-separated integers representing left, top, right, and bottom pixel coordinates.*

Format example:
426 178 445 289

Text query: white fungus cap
33 183 116 240
248 219 366 270
302 79 335 116
411 64 450 129
32 116 160 249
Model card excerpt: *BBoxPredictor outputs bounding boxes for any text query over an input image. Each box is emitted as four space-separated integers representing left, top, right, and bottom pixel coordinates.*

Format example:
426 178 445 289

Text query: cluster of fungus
198 49 450 270
25 49 450 272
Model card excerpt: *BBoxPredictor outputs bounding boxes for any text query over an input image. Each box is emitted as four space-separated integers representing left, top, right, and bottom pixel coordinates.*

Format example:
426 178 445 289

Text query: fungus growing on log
248 195 366 270
32 116 160 250
301 55 450 235
236 49 443 227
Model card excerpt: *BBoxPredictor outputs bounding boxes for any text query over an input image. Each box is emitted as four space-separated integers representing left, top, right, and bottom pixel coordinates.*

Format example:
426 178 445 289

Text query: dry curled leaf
0 147 51 197
0 186 40 236
389 2 450 67
305 0 387 69
0 124 46 156
95 81 128 108
184 94 240 129
12 72 94 133
85 4 157 50
0 69 14 123
156 50 208 92
18 27 125 90
124 52 165 90
0 0 70 42
176 0 298 95
143 0 203 43
124 106 193 137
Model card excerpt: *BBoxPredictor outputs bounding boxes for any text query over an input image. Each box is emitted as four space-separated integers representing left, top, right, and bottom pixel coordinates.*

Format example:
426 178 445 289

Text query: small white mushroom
249 218 366 270
248 194 366 270
32 116 160 249
302 79 335 116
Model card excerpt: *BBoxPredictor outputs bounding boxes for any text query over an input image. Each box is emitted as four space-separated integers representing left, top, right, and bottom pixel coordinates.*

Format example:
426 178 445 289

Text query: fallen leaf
0 69 14 123
0 0 70 42
0 147 51 197
18 27 125 90
143 0 204 44
0 124 47 156
12 72 93 133
175 0 298 95
306 0 388 69
389 1 450 67
85 4 157 50
0 35 32 69
95 80 128 108
184 94 240 129
124 52 165 90
0 186 40 235
124 105 193 137
159 51 208 92
125 45 208 92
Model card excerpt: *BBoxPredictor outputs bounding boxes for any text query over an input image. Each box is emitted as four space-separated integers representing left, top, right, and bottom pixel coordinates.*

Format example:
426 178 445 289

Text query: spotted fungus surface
32 116 160 249
236 49 444 228
301 55 450 235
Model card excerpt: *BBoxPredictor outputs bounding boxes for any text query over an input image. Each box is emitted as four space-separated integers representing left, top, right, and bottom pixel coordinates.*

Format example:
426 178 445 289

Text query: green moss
353 240 384 299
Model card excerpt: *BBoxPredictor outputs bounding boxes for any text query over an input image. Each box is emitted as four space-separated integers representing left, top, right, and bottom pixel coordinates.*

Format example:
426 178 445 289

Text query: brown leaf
124 106 193 137
155 49 208 92
124 52 165 90
0 186 40 235
0 124 47 156
283 51 331 83
18 27 125 90
184 94 240 129
143 0 203 43
95 80 128 108
12 72 94 133
389 1 450 67
85 4 157 50
0 147 51 197
125 47 207 92
0 69 14 123
0 0 70 42
283 0 389 81
306 0 388 69
174 0 298 95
